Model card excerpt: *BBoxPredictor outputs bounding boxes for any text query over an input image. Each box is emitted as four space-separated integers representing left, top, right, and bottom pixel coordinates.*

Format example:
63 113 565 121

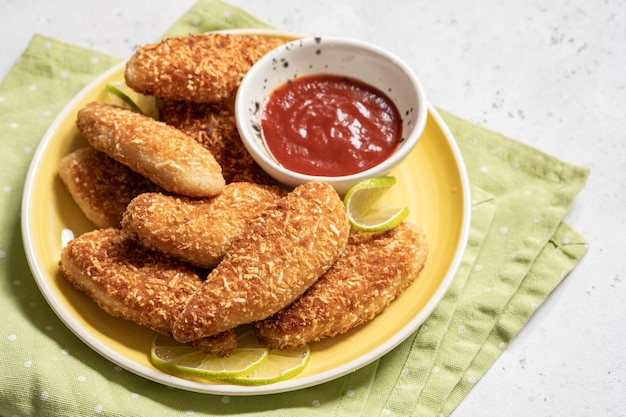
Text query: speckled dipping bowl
235 36 428 194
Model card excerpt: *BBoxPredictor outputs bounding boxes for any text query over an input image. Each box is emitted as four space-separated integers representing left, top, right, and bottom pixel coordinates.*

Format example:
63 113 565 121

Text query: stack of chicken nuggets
57 33 429 361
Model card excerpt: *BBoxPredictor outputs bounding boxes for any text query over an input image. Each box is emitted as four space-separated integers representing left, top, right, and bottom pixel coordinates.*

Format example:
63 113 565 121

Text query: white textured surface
1 1 624 415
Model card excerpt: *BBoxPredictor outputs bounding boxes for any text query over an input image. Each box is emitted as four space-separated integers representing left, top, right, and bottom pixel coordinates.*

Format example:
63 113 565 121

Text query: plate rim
21 40 471 396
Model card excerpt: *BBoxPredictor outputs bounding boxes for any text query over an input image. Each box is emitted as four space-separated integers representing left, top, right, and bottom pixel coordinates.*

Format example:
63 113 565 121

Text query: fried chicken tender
158 99 275 185
125 33 286 103
58 228 201 335
171 181 351 343
121 183 287 269
58 228 236 357
76 102 225 198
58 147 161 228
254 222 429 350
190 330 237 357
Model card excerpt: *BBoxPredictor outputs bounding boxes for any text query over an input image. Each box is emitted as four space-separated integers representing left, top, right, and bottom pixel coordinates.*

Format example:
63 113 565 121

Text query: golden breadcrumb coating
59 228 236 357
76 102 225 198
254 222 429 350
121 183 287 269
190 329 238 357
158 99 275 185
58 147 161 228
125 33 285 103
59 228 202 336
171 181 350 343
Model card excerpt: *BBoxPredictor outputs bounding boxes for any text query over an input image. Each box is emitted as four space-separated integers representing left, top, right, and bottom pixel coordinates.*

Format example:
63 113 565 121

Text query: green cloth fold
0 1 588 416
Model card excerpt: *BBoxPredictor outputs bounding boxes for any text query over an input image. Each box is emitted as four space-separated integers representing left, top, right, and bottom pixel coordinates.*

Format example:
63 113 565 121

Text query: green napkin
0 1 589 416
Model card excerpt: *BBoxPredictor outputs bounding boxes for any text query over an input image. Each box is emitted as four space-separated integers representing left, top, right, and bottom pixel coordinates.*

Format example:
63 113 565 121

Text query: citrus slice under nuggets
151 329 269 380
225 345 310 386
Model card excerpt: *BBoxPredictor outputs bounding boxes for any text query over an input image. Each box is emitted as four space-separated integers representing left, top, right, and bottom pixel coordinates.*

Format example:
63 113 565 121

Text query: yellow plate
21 47 470 396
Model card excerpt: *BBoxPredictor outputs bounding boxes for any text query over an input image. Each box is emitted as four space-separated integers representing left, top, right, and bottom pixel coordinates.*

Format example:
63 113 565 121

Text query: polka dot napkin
0 1 589 416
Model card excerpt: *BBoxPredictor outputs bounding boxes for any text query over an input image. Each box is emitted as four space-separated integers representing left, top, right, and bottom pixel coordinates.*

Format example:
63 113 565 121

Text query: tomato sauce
259 75 402 177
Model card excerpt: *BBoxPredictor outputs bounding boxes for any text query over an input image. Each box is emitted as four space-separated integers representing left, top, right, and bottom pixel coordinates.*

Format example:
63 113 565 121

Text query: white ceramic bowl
235 36 428 195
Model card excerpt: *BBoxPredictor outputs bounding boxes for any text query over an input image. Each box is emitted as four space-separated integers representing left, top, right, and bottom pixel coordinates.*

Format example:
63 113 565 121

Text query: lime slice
105 82 158 118
344 176 409 232
150 330 269 379
225 345 311 386
105 83 144 114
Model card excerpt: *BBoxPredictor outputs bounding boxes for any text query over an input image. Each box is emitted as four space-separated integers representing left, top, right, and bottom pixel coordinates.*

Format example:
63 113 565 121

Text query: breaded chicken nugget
171 181 350 343
254 222 429 350
58 228 236 356
58 147 161 228
158 99 275 185
59 228 201 336
125 33 285 103
190 330 237 357
121 183 286 269
76 102 225 198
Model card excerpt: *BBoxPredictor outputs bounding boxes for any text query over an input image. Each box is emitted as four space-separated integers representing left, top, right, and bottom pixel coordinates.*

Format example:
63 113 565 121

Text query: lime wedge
344 176 409 232
225 345 311 386
150 331 269 379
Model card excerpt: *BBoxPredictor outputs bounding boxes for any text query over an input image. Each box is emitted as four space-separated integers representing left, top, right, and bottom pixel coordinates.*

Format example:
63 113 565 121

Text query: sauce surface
260 75 402 177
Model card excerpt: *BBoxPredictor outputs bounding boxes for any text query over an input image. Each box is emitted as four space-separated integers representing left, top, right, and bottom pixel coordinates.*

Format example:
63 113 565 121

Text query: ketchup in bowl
259 75 402 177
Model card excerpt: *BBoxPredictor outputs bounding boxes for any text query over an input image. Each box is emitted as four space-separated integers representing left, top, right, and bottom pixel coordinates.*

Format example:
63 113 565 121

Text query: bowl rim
235 35 428 187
